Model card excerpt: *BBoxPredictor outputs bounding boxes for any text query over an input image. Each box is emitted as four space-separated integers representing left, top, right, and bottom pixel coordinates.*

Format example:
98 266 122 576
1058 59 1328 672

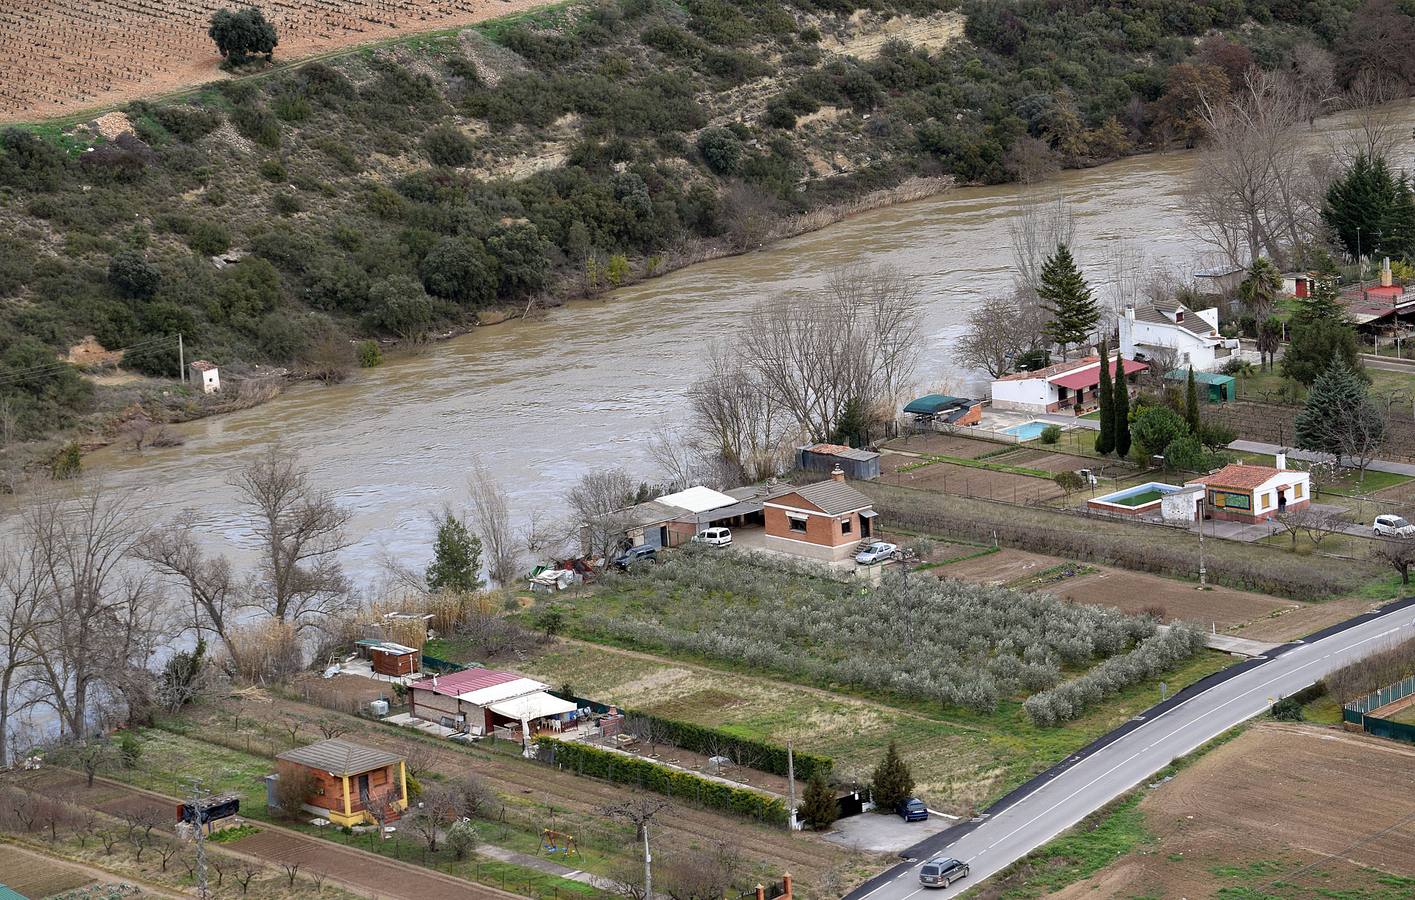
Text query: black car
612 545 658 569
919 856 969 888
896 797 929 822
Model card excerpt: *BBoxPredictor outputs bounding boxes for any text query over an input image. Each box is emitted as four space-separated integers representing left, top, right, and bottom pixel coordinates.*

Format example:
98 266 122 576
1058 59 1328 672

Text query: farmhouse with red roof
990 353 1147 415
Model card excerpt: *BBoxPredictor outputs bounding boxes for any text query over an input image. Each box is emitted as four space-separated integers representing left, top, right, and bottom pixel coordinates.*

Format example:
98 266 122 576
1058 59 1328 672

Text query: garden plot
1038 725 1415 900
880 433 1003 458
0 844 98 898
563 551 1205 727
882 458 1066 503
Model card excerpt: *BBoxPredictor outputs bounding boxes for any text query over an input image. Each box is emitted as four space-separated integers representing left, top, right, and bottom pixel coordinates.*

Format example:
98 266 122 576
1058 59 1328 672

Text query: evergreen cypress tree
426 512 484 593
1038 243 1100 354
1185 367 1201 433
800 771 839 830
1094 338 1114 455
1113 351 1131 458
1322 153 1401 259
869 740 914 811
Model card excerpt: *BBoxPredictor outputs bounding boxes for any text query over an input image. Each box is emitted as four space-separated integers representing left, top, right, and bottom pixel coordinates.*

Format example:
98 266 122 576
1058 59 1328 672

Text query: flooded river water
73 104 1415 583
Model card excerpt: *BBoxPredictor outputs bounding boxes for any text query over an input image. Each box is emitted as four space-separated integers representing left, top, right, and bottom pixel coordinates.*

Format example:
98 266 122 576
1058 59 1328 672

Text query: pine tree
870 740 914 811
1295 357 1380 458
1094 338 1114 455
1184 366 1200 433
1112 351 1131 458
800 771 838 831
1038 243 1100 354
426 512 484 593
832 397 869 448
1322 153 1401 259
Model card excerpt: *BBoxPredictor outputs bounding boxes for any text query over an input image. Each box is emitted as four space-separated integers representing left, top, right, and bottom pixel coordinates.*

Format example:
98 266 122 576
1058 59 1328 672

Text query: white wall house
990 353 1147 415
1119 302 1238 372
189 360 220 394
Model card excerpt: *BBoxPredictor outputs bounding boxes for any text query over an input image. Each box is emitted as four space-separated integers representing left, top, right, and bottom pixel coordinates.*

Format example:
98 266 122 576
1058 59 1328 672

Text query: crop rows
0 0 503 119
581 550 1170 716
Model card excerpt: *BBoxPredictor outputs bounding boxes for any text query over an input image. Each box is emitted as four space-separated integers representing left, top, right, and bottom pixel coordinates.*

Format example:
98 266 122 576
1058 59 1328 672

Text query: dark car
918 856 968 888
896 797 929 822
612 545 658 569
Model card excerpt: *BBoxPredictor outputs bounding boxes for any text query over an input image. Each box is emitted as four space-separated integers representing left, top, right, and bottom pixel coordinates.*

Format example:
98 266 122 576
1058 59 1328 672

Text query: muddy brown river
70 105 1415 583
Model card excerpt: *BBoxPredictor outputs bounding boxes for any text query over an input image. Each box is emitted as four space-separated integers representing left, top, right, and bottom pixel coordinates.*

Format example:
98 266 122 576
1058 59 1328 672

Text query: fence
1343 675 1415 745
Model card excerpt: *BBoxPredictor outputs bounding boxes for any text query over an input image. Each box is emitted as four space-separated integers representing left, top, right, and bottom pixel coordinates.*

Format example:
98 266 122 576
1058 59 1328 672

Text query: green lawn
1113 488 1164 506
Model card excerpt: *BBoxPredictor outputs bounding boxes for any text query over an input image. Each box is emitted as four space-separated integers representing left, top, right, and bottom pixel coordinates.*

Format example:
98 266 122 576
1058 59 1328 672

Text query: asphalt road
845 597 1415 900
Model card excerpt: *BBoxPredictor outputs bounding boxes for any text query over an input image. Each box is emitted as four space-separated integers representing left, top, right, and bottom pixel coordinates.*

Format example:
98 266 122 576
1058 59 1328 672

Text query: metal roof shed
904 394 967 416
1164 369 1235 402
797 443 881 480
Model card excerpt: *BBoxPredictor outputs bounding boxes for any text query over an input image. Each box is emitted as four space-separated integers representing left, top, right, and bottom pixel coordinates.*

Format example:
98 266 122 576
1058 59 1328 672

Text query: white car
854 541 899 565
693 527 732 547
1374 514 1415 538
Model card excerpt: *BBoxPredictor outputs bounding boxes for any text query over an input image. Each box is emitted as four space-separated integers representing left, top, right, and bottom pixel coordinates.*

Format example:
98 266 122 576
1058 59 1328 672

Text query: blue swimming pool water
1003 421 1051 440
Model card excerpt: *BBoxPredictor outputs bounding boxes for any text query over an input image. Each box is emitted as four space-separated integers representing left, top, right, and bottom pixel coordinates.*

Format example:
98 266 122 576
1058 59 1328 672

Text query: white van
693 527 732 547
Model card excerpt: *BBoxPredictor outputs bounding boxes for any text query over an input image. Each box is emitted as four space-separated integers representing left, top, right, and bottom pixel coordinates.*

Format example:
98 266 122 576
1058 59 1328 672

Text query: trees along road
845 598 1415 900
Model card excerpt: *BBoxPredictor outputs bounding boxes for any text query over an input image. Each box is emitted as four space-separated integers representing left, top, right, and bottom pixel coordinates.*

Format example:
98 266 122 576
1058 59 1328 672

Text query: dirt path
24 772 515 900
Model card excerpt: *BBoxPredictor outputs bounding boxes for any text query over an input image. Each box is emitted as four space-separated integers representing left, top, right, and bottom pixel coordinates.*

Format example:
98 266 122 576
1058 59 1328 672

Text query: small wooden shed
356 640 419 676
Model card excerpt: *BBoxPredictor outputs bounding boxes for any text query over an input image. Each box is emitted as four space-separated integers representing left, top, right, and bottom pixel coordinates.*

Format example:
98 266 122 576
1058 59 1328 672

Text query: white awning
489 691 578 721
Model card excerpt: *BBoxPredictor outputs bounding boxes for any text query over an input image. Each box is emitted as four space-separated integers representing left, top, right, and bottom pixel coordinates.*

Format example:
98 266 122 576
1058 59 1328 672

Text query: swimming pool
1003 420 1053 441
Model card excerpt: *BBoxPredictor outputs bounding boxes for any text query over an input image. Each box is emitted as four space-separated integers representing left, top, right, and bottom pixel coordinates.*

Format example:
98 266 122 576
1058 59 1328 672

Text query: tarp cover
490 691 578 721
904 394 969 415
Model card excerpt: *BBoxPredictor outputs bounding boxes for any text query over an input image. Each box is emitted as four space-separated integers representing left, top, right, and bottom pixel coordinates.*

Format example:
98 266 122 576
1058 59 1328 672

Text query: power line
0 333 181 388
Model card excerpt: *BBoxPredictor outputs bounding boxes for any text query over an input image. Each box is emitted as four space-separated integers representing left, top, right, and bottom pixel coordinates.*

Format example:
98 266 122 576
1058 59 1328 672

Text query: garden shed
797 443 881 480
1164 369 1235 403
903 394 982 426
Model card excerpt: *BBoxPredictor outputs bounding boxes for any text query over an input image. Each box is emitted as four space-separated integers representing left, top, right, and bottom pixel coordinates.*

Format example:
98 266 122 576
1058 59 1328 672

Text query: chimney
830 465 846 483
1276 451 1287 471
1382 256 1393 288
1124 305 1135 322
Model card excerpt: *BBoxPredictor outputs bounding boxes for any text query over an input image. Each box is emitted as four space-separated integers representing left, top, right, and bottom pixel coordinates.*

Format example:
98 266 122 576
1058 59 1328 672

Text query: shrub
696 126 743 175
187 221 231 256
1039 423 1062 444
1271 696 1304 721
537 738 787 823
259 158 287 182
601 707 831 782
422 125 475 166
799 771 837 830
107 250 161 300
870 741 913 811
273 762 317 815
357 340 382 368
1022 626 1206 726
50 442 82 480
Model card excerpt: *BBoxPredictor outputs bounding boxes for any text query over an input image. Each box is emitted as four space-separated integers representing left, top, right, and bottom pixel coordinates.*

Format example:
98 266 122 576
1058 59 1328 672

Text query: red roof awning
1049 359 1147 390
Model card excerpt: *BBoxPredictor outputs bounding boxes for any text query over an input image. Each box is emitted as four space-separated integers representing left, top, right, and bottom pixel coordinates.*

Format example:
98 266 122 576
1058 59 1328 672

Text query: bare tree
0 539 48 767
1009 192 1075 300
67 738 112 788
1291 42 1337 127
1188 70 1320 271
230 447 353 631
739 265 922 441
1271 506 1307 547
315 718 348 740
280 862 302 887
468 462 519 588
661 841 744 900
688 344 794 483
602 796 672 900
564 469 639 565
1372 537 1415 586
234 860 263 895
24 486 166 739
155 836 181 871
1303 509 1349 548
132 516 242 673
0 395 18 448
646 427 723 491
364 787 401 841
405 784 463 852
1339 69 1402 164
956 294 1045 378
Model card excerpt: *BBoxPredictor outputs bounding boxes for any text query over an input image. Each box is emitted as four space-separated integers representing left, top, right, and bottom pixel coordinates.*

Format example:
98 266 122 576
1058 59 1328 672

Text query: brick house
1187 458 1311 524
762 469 877 562
274 739 407 827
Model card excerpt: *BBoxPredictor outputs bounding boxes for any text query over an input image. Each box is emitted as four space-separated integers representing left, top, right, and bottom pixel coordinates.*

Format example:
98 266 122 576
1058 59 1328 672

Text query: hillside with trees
0 0 1400 459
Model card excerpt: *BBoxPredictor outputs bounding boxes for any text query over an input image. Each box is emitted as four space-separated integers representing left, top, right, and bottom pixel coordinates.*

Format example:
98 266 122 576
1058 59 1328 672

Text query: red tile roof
996 355 1102 382
408 668 521 697
1050 359 1147 390
1203 463 1284 491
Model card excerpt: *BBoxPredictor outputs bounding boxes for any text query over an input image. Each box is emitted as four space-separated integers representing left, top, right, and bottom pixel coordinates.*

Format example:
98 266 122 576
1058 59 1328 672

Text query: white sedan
854 541 898 565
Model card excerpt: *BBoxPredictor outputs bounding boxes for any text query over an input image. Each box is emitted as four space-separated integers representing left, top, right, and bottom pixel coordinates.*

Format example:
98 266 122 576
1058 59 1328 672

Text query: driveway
825 810 957 854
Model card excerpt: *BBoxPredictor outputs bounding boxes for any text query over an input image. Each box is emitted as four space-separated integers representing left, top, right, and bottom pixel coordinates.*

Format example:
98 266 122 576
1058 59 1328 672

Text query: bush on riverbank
0 0 1387 445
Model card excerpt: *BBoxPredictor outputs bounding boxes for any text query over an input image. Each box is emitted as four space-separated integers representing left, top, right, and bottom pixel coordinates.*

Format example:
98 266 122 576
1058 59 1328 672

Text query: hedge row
873 498 1355 600
536 738 787 825
619 709 832 783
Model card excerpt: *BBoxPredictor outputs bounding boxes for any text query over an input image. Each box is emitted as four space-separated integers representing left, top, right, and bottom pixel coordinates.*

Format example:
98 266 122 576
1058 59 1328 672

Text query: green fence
1343 675 1415 745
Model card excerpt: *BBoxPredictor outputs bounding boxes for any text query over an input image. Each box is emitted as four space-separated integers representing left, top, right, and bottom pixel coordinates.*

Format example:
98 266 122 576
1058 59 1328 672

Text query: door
1277 489 1286 512
860 514 873 538
659 525 669 547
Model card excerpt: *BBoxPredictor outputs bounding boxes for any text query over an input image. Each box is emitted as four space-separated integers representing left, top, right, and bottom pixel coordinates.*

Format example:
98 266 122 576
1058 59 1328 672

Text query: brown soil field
881 434 1003 458
936 548 1303 632
881 458 1066 504
1228 596 1378 642
1050 724 1415 899
0 0 553 123
0 842 98 897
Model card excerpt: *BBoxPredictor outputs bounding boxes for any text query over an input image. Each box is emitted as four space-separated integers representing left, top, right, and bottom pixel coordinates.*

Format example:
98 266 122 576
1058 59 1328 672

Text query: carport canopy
489 692 578 721
903 394 970 416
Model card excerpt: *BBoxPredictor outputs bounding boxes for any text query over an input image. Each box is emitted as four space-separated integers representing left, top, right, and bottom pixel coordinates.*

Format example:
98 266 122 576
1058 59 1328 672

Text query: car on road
896 797 928 822
1373 514 1415 538
918 856 968 888
692 527 733 547
855 541 899 565
612 545 658 569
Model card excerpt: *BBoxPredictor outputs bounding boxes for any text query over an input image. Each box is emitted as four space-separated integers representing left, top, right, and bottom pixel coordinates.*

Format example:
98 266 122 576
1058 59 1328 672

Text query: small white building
189 360 220 394
1119 302 1238 372
990 353 1147 415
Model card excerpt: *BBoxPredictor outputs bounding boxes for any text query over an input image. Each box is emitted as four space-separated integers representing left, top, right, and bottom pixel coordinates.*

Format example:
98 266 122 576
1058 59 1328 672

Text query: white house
189 360 221 394
1119 302 1238 372
991 353 1147 415
1184 453 1311 524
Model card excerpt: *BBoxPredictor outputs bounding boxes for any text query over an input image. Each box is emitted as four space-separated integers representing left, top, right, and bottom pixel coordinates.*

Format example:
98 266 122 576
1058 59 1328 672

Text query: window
1261 493 1271 510
841 518 852 535
1293 483 1303 499
372 770 387 787
787 515 807 533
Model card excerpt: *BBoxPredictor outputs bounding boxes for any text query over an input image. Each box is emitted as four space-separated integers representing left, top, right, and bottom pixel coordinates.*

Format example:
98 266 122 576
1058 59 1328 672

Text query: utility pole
1197 497 1207 587
178 333 186 383
786 740 796 831
642 823 652 900
185 778 210 899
